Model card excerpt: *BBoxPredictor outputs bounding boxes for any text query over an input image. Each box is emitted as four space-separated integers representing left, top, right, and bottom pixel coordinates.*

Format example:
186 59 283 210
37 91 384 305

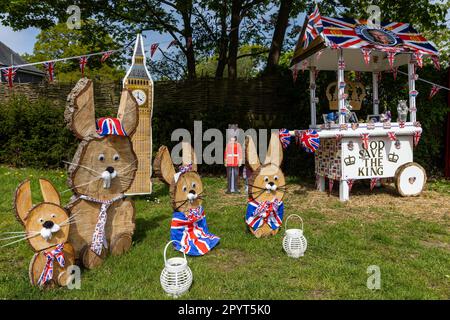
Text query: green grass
0 165 449 299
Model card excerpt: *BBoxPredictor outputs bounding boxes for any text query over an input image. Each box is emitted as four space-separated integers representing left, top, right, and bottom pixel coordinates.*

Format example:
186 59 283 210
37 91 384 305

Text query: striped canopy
291 16 439 72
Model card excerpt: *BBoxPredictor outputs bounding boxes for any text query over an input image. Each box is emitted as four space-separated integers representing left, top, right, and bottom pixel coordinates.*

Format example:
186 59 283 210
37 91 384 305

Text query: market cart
289 14 440 201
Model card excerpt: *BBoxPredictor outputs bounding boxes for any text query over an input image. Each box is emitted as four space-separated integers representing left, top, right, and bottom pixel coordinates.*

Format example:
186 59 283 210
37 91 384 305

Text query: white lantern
282 214 307 258
160 240 193 297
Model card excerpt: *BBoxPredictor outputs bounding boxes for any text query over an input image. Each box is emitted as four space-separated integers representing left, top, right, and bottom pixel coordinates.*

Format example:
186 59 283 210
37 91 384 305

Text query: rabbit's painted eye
98 154 105 161
38 218 44 224
113 154 120 161
264 176 269 182
192 182 196 188
51 214 56 218
182 186 187 192
274 175 279 181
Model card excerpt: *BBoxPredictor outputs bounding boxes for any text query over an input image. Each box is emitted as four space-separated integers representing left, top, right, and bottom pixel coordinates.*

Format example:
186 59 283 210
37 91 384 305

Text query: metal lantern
160 240 193 297
282 214 307 258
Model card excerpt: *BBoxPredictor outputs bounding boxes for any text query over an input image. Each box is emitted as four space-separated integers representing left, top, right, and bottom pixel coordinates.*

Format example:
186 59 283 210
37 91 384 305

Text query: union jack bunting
338 58 346 70
171 206 220 256
301 60 308 72
399 121 406 128
413 51 423 67
361 48 371 65
316 49 324 61
387 131 397 141
150 43 159 58
167 39 178 49
347 179 354 192
335 134 343 141
79 56 88 76
360 133 370 150
387 51 396 69
43 61 55 82
279 129 291 149
37 243 65 286
300 129 320 153
2 67 17 88
413 131 421 147
101 51 113 63
328 178 334 195
428 85 441 100
292 65 299 82
246 198 284 232
370 178 379 191
431 55 440 70
391 67 398 80
302 4 323 49
96 117 127 136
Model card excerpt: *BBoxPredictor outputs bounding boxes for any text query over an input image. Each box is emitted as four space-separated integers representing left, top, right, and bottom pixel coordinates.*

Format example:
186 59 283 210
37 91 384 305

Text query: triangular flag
101 51 113 63
150 43 159 58
428 85 441 100
43 61 55 82
361 48 371 65
370 178 379 191
2 67 17 88
167 40 178 49
431 55 440 70
79 56 88 77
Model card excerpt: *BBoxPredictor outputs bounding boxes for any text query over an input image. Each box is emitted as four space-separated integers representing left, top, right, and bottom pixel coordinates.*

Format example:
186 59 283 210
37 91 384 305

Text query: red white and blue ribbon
299 129 320 153
43 61 55 82
150 43 159 58
173 163 193 183
414 131 421 147
170 206 220 256
279 129 291 149
37 243 65 286
79 194 124 255
246 198 284 232
387 131 397 141
96 117 127 136
360 133 370 150
79 56 88 76
100 51 113 63
361 48 371 65
2 67 17 88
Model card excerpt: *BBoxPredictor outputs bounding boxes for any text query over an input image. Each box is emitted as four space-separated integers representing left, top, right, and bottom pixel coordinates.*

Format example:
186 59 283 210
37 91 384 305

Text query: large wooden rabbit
245 132 286 238
154 143 220 256
12 179 75 287
64 78 139 269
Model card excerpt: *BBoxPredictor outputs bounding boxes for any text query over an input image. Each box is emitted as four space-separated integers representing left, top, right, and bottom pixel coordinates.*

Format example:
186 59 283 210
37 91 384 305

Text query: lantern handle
163 240 187 264
285 214 304 231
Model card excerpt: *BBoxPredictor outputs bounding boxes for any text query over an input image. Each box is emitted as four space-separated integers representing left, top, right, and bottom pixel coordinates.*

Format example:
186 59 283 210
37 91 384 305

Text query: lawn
0 165 449 299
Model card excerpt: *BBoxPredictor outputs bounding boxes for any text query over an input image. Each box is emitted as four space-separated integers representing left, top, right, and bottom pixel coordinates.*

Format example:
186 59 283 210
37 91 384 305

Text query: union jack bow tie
37 243 65 286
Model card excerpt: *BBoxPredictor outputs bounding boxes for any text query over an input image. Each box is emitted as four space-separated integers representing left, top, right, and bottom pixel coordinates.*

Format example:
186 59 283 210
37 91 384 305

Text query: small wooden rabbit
245 132 286 238
64 78 139 269
154 142 220 256
13 179 75 287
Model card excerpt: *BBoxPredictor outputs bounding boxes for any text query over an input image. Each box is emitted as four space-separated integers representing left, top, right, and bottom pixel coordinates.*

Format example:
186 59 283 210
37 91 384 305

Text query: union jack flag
300 129 320 153
150 43 159 58
279 128 291 149
171 206 220 256
387 131 397 141
428 85 441 100
431 55 440 70
37 243 65 286
360 133 370 150
370 178 379 191
101 51 113 63
338 58 346 70
413 51 423 67
79 56 88 76
302 4 323 48
96 117 127 136
43 61 55 82
2 67 17 88
347 179 354 192
361 48 371 65
413 131 421 147
246 198 284 232
387 51 396 69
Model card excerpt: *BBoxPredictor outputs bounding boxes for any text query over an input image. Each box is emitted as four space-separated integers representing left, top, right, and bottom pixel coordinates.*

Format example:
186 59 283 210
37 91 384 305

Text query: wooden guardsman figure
224 135 243 193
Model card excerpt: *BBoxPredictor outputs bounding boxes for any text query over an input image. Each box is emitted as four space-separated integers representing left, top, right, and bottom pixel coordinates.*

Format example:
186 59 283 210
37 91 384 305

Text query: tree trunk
227 0 241 80
265 0 293 74
215 2 229 79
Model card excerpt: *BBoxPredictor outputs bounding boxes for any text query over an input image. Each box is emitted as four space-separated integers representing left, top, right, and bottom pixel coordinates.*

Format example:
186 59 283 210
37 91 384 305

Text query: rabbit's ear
14 179 33 225
117 89 139 137
154 146 176 185
65 78 97 139
245 135 260 172
181 142 198 172
264 131 283 167
39 179 60 206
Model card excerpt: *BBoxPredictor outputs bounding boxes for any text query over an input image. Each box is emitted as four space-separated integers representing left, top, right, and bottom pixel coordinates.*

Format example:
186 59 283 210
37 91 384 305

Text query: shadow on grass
134 214 166 244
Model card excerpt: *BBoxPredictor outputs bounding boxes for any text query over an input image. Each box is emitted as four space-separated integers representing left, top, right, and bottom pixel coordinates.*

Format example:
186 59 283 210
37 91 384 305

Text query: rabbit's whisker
1 233 39 248
0 232 39 241
60 176 102 194
118 159 138 174
62 161 102 175
0 231 28 234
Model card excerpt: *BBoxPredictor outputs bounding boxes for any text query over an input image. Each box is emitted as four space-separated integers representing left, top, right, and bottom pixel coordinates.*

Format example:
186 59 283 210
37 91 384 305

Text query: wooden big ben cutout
124 33 153 195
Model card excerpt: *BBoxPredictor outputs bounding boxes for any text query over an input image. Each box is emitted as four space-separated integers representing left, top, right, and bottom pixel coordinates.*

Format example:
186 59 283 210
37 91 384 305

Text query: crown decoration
326 81 366 110
344 155 356 166
388 152 399 163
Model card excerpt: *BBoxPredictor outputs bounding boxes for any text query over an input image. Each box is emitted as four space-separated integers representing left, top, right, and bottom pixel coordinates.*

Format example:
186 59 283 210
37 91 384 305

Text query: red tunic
224 142 243 167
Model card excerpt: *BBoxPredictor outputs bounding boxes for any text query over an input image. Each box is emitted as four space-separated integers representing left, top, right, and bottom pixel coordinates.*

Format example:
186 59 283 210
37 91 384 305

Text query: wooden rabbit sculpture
64 78 139 269
154 142 220 256
12 179 75 287
245 132 286 238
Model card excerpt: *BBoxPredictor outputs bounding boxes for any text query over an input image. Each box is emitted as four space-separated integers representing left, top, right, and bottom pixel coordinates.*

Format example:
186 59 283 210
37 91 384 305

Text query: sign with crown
326 81 366 110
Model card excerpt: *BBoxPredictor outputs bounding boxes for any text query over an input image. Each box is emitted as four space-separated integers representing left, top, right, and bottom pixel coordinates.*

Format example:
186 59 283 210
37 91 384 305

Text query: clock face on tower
132 89 147 106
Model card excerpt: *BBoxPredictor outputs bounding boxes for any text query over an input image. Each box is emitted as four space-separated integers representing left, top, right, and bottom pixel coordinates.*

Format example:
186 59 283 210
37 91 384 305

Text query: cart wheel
395 162 426 197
